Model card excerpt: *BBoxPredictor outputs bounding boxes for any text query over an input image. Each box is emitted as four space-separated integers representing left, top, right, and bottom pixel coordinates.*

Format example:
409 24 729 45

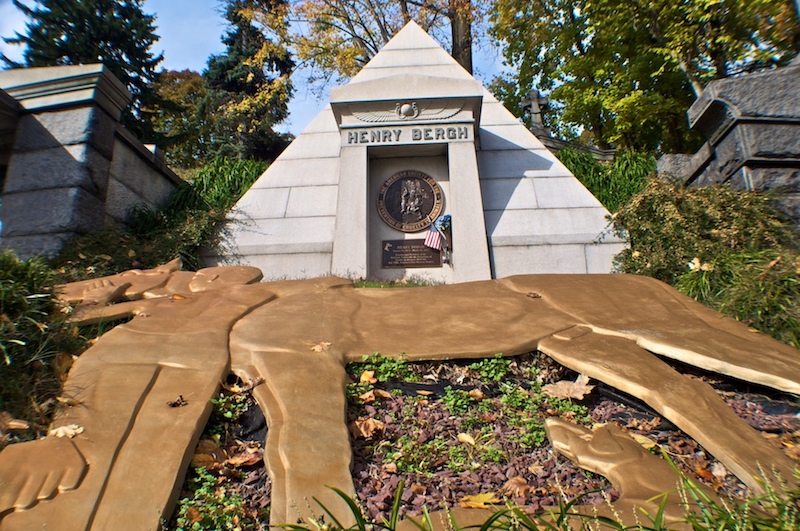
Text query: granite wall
0 65 180 259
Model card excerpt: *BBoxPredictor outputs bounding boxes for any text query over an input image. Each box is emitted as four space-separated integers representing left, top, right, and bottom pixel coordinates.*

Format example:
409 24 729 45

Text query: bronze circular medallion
377 170 444 232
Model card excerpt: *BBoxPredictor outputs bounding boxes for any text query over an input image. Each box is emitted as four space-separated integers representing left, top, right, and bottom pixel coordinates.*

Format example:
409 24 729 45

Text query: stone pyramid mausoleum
207 22 624 282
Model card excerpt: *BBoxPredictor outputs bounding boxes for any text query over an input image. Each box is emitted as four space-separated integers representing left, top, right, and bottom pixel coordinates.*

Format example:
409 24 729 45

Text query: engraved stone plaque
377 170 444 232
381 240 442 268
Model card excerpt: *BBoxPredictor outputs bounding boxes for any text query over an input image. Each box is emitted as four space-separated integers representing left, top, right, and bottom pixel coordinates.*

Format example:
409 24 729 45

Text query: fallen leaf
192 439 226 469
542 374 595 401
196 439 220 454
382 462 398 474
48 424 84 438
225 451 263 468
349 417 384 439
192 453 220 469
410 484 426 495
695 467 715 481
459 492 500 509
360 370 377 384
468 389 485 400
311 341 331 352
359 390 376 404
374 389 393 399
221 377 265 394
630 432 656 450
416 390 433 396
457 433 476 446
502 476 530 497
528 464 544 476
187 507 203 525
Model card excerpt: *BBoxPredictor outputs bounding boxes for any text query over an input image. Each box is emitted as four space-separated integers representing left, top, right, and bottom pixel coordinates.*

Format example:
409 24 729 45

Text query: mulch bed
171 351 800 528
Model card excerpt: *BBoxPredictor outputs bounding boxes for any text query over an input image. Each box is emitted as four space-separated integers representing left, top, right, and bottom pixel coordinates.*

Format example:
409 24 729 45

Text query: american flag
423 225 442 250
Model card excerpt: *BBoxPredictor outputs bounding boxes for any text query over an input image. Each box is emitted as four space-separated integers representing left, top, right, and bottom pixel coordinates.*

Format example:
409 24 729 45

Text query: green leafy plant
349 352 415 382
469 354 512 382
555 149 655 213
211 393 250 421
170 466 257 531
441 386 473 415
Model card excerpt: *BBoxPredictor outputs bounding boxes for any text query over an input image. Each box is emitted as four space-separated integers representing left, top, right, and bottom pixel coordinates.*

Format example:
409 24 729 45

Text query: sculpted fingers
0 474 26 514
16 473 48 510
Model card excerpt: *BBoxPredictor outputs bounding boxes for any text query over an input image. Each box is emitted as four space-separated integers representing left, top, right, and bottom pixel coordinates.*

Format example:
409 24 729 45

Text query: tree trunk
449 0 472 74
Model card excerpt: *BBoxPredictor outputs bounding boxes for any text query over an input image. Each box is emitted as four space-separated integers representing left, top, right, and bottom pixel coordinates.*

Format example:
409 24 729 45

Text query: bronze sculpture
0 263 797 530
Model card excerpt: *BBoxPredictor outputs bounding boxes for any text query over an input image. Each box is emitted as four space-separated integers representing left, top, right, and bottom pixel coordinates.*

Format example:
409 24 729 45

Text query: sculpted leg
90 367 224 529
235 351 355 527
538 326 797 493
500 274 800 395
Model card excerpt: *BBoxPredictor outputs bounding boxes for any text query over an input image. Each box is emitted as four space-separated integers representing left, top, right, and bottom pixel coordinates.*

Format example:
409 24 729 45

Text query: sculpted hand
80 280 132 306
0 438 86 513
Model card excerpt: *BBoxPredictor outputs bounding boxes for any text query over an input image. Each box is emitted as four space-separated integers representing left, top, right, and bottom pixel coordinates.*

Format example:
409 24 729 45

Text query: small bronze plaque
382 240 442 268
377 170 444 232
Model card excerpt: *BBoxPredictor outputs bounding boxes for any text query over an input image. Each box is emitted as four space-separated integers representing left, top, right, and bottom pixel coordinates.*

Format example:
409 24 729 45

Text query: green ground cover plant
345 354 590 479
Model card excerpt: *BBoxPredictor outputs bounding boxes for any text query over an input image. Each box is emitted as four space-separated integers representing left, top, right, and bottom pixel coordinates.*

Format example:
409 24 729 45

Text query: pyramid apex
380 19 445 52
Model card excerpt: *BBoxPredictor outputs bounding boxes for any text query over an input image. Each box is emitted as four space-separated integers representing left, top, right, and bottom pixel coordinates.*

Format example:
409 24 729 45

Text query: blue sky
0 0 507 136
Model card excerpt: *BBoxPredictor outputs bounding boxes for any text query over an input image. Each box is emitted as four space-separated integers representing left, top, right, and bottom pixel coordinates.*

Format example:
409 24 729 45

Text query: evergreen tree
201 0 293 161
2 0 163 139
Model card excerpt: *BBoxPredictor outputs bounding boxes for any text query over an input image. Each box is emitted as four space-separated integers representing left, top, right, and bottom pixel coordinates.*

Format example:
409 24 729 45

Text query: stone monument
205 21 624 282
658 59 800 230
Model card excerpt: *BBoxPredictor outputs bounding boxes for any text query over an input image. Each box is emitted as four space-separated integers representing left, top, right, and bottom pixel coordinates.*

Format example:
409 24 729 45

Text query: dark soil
169 352 800 529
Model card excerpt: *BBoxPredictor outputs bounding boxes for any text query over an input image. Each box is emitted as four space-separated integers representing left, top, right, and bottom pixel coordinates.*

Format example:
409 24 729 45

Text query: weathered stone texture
0 64 179 258
2 187 105 237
